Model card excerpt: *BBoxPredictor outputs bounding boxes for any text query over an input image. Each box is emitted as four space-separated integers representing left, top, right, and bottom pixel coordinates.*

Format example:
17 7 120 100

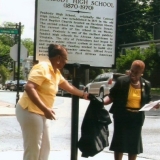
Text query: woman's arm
103 95 113 105
59 80 88 99
25 81 55 120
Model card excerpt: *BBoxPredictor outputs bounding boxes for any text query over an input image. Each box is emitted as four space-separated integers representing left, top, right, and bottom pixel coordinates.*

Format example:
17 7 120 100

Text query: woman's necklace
131 81 140 86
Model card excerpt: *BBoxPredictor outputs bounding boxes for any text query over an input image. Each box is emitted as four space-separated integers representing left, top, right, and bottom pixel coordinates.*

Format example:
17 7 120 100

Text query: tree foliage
116 44 160 87
89 68 104 81
115 0 160 87
0 65 10 84
116 0 160 55
143 44 160 87
0 40 13 67
0 22 33 82
116 48 145 72
22 38 34 56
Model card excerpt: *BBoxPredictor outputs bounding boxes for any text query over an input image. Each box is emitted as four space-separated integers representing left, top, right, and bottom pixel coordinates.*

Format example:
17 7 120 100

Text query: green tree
116 48 145 73
0 22 17 69
22 38 34 56
0 41 13 68
143 44 160 87
116 44 160 87
0 65 10 84
144 0 160 35
0 21 33 80
116 0 160 55
89 68 104 81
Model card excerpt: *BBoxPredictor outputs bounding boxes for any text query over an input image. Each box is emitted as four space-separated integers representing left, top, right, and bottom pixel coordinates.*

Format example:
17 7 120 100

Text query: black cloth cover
78 94 112 157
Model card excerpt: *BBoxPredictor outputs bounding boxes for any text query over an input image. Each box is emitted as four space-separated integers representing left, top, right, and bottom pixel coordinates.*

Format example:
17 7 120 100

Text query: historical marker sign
35 0 117 67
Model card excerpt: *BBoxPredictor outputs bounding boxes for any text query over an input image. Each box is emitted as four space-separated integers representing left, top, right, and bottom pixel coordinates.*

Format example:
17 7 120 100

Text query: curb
0 114 15 116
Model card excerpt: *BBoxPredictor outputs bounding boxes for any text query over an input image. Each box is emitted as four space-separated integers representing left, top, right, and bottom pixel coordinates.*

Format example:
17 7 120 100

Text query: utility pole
16 22 21 104
13 23 19 81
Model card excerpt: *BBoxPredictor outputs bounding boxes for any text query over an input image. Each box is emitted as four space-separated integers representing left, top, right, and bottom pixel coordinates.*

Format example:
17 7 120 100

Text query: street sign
0 28 18 34
10 44 28 61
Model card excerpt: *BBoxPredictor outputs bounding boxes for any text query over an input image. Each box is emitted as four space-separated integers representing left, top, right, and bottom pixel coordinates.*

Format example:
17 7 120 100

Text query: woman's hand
83 92 89 100
43 107 56 120
153 103 160 110
103 96 113 105
59 80 89 99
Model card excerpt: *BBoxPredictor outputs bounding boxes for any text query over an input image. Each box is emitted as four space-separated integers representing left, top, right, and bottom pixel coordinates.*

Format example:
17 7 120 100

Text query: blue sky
0 0 35 40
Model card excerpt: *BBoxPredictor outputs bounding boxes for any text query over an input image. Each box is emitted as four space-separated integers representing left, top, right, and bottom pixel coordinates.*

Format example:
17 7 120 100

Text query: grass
151 88 160 95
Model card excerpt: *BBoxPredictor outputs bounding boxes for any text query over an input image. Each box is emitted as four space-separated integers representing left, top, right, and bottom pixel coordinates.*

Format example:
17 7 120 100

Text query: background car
4 80 13 90
10 80 27 91
57 80 85 97
84 72 125 98
0 84 2 90
22 84 26 92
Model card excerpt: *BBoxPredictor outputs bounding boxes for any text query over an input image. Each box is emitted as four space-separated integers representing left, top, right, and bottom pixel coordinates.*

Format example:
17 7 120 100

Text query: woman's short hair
132 60 145 71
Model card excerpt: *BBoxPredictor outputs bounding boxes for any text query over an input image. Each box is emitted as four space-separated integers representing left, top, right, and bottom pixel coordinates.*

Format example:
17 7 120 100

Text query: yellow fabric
126 85 141 109
18 61 65 115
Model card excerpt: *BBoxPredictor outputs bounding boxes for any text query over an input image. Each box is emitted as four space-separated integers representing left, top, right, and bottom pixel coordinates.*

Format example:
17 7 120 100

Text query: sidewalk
0 101 15 116
0 100 151 160
0 150 150 160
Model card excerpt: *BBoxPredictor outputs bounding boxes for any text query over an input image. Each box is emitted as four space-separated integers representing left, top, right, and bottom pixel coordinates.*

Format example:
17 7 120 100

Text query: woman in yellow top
16 44 89 160
104 60 153 160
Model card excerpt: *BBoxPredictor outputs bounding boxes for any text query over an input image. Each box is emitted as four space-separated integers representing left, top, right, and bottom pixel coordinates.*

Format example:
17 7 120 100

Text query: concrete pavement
0 99 151 160
0 150 150 160
0 101 15 116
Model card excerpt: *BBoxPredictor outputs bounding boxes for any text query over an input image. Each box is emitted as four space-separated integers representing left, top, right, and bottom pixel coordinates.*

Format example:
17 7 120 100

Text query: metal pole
13 61 16 80
16 22 21 105
13 24 18 81
85 69 89 85
71 64 80 160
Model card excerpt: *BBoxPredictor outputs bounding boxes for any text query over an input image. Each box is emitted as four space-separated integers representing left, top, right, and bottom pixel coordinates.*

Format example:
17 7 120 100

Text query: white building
22 56 34 80
119 39 160 55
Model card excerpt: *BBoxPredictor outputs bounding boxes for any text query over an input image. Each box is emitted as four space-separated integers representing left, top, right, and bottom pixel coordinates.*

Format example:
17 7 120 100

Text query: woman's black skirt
109 111 144 154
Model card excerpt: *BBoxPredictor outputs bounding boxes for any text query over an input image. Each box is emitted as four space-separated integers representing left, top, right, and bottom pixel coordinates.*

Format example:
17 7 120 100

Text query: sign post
16 22 22 104
71 64 80 160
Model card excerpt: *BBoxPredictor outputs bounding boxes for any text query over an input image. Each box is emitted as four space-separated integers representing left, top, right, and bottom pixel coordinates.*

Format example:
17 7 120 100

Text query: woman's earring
141 74 143 76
